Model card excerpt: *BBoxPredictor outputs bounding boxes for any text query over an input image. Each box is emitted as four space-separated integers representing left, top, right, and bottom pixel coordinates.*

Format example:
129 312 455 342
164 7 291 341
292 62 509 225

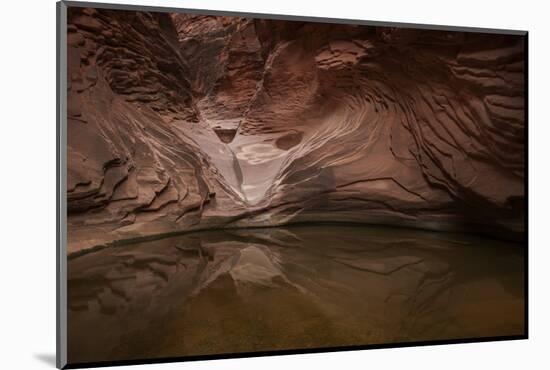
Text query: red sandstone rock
66 7 525 252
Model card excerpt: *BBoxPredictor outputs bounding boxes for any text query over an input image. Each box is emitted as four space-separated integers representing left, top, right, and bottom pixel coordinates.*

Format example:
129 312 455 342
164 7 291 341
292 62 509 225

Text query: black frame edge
523 31 529 340
57 1 68 369
61 0 527 35
64 335 528 369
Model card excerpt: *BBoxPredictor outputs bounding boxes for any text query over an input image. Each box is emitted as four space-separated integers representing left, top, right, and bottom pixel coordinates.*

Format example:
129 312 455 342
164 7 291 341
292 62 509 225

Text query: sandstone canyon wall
66 7 526 253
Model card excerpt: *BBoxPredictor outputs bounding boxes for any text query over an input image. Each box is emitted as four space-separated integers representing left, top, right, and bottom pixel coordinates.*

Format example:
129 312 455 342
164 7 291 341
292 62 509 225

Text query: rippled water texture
68 225 525 363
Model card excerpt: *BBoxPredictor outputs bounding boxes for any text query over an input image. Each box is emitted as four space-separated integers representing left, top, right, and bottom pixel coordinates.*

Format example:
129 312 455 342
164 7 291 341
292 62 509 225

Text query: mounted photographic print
56 1 528 368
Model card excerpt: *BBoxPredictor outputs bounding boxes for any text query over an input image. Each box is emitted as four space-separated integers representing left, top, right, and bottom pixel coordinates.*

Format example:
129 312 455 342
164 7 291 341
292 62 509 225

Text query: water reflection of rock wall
66 7 526 252
67 226 524 363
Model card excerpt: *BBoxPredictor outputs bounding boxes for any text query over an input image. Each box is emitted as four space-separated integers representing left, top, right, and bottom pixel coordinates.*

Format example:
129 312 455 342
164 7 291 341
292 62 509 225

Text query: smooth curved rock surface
66 8 526 252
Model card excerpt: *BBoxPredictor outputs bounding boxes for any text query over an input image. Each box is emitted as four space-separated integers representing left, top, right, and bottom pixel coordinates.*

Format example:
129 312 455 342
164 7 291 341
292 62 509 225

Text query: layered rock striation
66 7 526 252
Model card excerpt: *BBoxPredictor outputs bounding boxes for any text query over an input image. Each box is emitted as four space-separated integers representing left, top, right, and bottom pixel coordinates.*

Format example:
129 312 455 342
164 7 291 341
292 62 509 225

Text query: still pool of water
67 225 525 364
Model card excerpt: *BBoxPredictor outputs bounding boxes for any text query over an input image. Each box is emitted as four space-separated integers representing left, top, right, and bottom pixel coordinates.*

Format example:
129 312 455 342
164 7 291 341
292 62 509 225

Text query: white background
1 0 547 368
